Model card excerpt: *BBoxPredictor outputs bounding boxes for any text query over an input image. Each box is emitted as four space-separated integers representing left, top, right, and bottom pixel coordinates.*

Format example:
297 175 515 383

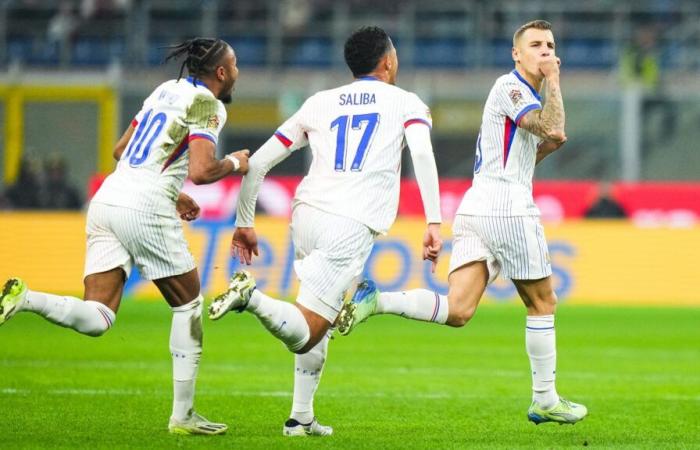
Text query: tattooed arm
536 138 566 164
519 57 566 145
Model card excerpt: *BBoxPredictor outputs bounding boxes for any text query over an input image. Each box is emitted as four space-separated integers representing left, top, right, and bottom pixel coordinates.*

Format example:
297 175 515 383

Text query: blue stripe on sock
526 326 555 330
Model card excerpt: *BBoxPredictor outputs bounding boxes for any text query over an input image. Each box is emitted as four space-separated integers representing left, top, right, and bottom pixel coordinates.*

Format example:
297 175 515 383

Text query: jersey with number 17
92 77 226 216
273 77 432 234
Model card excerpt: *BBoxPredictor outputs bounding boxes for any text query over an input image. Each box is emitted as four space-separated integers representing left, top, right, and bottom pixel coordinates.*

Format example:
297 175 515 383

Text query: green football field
1 300 699 449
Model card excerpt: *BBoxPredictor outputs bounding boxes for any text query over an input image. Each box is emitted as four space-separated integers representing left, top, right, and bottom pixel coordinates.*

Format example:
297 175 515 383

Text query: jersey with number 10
93 77 226 216
274 77 432 234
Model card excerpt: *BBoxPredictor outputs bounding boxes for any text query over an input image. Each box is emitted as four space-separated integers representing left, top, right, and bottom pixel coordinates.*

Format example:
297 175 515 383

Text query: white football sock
170 296 203 421
376 289 448 324
247 289 310 352
291 330 331 424
526 315 559 409
21 290 114 336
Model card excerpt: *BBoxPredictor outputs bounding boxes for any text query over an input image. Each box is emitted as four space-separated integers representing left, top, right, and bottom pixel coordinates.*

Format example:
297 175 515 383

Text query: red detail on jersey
503 117 516 168
404 118 431 128
161 135 189 172
131 119 138 128
274 131 293 147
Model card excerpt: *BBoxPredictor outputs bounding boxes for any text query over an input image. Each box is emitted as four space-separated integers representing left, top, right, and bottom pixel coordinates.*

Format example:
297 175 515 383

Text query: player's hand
538 56 561 79
231 227 259 265
176 192 200 221
422 223 443 273
228 149 250 175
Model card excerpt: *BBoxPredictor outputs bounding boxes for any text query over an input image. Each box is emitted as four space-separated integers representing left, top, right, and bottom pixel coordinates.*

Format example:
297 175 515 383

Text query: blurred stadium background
1 0 698 305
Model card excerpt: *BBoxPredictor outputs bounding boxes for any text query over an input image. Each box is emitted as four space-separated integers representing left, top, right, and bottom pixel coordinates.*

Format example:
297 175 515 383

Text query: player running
208 26 443 436
337 20 588 425
0 38 249 435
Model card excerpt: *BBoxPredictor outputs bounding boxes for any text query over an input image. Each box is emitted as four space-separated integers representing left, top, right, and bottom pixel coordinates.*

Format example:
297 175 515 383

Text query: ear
383 53 392 72
216 65 225 81
512 46 519 64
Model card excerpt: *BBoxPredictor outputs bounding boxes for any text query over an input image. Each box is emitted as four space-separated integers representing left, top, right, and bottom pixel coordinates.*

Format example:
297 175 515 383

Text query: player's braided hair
164 38 229 82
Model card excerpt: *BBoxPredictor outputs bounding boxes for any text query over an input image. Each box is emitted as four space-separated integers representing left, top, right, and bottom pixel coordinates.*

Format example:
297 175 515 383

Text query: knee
530 290 558 315
446 303 477 328
445 290 478 328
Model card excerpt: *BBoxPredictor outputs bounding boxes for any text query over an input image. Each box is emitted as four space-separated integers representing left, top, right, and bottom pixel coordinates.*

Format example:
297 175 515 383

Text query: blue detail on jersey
185 76 208 88
474 131 483 174
515 103 541 125
511 70 542 101
355 75 379 81
350 113 379 171
339 92 376 105
124 109 151 160
331 113 380 172
125 110 167 166
331 115 348 170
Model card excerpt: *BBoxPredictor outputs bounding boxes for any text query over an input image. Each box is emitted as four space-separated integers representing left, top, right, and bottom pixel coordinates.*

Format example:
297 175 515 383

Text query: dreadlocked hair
164 37 229 82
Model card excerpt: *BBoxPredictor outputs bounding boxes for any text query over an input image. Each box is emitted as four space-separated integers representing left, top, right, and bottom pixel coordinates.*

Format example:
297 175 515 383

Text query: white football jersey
457 70 543 217
93 77 226 216
274 76 432 233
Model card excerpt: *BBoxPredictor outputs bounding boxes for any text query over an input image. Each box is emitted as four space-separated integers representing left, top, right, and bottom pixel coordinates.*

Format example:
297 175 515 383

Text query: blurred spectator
280 0 312 34
584 182 627 219
4 157 42 209
619 25 675 150
47 1 78 47
39 155 83 210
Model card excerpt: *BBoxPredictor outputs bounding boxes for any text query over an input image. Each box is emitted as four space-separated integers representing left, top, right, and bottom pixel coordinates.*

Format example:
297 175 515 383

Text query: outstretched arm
405 123 443 272
233 136 291 264
235 136 291 228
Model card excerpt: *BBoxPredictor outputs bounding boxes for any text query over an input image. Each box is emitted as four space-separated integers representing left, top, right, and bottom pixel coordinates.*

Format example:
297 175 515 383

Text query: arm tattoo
520 79 565 141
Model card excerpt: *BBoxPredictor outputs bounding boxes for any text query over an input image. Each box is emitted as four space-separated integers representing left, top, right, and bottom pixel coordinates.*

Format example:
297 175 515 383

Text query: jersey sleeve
494 80 542 126
273 98 311 151
185 93 225 145
403 93 432 129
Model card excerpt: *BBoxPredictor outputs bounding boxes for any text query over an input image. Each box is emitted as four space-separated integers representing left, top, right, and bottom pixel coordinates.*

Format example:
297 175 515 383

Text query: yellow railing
0 84 118 183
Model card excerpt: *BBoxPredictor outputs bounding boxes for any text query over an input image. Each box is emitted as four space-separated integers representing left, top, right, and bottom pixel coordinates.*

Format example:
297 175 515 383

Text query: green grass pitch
1 300 699 449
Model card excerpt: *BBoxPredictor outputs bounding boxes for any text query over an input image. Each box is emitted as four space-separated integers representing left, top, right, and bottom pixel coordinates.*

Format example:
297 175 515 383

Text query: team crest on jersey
207 115 220 129
509 89 523 106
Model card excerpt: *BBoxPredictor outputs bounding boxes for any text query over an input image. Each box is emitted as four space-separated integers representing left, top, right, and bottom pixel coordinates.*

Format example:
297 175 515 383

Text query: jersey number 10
330 112 380 172
124 109 167 167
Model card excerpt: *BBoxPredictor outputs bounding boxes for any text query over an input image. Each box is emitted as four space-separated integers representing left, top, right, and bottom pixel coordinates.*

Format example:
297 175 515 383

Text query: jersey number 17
330 112 380 172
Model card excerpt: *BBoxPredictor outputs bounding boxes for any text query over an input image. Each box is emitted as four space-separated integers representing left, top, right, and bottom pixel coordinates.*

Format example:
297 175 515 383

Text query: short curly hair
344 26 392 77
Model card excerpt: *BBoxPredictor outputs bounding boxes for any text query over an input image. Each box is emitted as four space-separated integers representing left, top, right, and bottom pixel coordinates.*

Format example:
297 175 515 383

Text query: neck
359 70 389 83
188 75 219 97
515 65 544 91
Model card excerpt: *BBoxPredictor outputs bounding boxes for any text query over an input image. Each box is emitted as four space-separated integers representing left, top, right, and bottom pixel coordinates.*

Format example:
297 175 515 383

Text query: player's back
93 77 226 216
458 70 542 217
275 77 431 233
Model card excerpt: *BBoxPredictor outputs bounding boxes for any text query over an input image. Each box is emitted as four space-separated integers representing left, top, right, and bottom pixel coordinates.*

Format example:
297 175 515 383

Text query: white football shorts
290 203 377 323
448 214 552 283
84 202 196 281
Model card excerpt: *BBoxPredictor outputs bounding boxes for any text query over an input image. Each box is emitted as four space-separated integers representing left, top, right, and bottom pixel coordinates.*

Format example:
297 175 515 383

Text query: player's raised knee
530 290 558 315
446 303 477 327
